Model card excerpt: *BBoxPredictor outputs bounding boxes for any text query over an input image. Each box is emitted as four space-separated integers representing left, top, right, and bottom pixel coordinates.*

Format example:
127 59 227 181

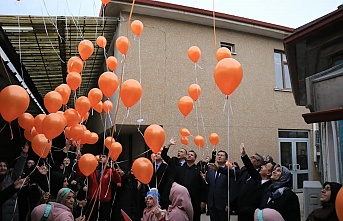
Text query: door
279 138 310 192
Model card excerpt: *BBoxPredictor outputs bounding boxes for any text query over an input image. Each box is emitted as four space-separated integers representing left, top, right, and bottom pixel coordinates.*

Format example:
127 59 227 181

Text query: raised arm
12 142 29 180
240 143 260 180
161 138 176 163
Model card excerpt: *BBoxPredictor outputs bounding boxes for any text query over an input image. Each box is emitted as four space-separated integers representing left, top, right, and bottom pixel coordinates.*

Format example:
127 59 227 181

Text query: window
220 42 237 55
274 50 291 89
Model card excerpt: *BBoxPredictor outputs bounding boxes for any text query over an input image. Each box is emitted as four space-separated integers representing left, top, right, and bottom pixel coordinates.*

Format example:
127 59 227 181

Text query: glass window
274 50 291 89
278 130 309 138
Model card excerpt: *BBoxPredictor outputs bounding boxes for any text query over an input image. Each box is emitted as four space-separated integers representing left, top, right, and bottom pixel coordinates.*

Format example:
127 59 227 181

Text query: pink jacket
31 202 74 221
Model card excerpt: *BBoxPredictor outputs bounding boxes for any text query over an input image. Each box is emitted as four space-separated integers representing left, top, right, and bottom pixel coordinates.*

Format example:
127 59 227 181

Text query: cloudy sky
0 0 342 28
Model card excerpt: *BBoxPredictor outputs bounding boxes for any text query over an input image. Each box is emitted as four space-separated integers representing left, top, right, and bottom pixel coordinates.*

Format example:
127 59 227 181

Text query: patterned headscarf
267 165 291 199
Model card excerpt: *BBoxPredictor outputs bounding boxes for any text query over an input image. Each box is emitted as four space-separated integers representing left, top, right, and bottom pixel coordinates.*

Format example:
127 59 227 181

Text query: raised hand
14 177 29 189
166 137 177 148
37 165 48 175
208 163 218 171
22 142 29 155
200 171 207 180
240 143 246 156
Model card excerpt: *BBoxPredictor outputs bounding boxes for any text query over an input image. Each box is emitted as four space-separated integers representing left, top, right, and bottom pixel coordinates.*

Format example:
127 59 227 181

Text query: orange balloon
34 114 46 134
178 96 193 117
188 84 201 101
216 47 232 62
88 88 103 107
55 84 71 105
132 157 153 184
64 127 72 139
105 136 115 149
194 135 205 147
98 72 118 98
42 113 65 140
336 187 343 220
144 124 166 153
78 153 98 176
66 72 82 91
180 136 188 145
101 0 110 4
88 132 98 144
214 58 243 96
93 101 103 113
70 124 84 141
106 56 118 72
80 130 91 145
80 112 89 123
188 46 201 63
64 109 80 126
56 111 67 127
32 134 51 158
102 100 113 114
226 161 233 169
116 36 130 55
109 142 122 161
180 128 190 137
78 40 94 61
24 127 38 141
131 20 144 36
96 36 107 48
67 56 83 73
18 113 34 130
0 85 30 122
209 133 219 146
44 91 63 113
75 96 91 117
120 79 142 108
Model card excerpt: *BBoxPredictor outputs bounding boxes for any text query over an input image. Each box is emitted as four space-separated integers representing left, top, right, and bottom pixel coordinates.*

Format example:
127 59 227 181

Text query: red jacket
76 165 121 202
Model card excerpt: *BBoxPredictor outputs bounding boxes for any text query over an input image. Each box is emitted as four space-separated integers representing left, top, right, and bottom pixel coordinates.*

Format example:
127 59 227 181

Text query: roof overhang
104 0 293 40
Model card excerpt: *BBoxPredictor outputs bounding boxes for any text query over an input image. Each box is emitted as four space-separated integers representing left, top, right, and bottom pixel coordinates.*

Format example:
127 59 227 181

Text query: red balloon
42 113 65 140
132 157 153 184
194 135 205 148
18 113 34 130
178 96 193 117
0 85 30 122
32 134 51 158
214 58 243 96
78 154 98 176
209 133 219 146
144 124 166 153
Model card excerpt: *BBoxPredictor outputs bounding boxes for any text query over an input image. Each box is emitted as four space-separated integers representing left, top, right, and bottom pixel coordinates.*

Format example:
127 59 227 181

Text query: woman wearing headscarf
31 188 85 221
142 188 161 221
306 182 342 221
259 164 300 221
154 182 193 221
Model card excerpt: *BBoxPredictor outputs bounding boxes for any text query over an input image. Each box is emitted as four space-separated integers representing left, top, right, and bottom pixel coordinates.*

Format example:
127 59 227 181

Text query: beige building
97 0 315 191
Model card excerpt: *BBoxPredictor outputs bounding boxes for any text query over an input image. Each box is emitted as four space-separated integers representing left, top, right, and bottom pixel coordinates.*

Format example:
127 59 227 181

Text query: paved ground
201 193 305 221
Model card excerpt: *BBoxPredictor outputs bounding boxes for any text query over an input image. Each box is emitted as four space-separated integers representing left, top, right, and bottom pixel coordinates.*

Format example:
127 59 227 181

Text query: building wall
110 12 311 165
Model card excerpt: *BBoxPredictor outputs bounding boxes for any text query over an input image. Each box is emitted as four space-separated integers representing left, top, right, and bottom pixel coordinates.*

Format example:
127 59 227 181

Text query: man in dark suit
205 150 229 221
149 152 168 209
173 150 206 221
238 143 275 221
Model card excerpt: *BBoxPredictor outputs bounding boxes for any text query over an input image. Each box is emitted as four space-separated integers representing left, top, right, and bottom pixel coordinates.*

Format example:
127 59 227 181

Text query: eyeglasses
322 186 331 192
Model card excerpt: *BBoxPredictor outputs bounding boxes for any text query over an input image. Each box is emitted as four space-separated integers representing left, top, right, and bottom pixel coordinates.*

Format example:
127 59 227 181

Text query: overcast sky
0 0 342 28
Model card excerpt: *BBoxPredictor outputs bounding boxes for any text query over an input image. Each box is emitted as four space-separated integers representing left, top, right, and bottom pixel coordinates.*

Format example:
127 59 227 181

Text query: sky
0 0 342 28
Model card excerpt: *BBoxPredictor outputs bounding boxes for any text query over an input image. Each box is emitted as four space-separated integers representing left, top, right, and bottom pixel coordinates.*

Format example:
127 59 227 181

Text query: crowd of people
0 138 341 221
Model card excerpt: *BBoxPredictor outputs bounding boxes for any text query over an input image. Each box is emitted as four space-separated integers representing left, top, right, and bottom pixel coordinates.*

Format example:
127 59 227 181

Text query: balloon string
138 37 142 126
228 96 234 116
9 123 13 140
0 123 7 134
126 0 136 37
1 57 12 84
195 101 200 135
111 55 126 138
211 0 217 110
223 96 228 113
17 3 24 79
197 98 209 148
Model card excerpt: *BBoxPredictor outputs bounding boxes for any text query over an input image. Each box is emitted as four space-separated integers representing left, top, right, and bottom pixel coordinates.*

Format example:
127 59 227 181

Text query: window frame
220 42 237 55
274 50 291 90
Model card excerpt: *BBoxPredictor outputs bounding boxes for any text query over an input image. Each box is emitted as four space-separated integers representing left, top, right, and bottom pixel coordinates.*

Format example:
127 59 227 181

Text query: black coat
260 188 301 221
149 162 169 209
206 167 228 210
173 163 207 221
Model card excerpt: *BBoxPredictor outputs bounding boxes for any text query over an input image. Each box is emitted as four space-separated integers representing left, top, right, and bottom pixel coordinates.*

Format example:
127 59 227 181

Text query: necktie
215 172 219 183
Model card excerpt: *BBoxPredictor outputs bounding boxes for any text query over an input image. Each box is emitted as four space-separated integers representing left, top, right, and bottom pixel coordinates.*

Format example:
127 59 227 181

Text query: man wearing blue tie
205 150 229 221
